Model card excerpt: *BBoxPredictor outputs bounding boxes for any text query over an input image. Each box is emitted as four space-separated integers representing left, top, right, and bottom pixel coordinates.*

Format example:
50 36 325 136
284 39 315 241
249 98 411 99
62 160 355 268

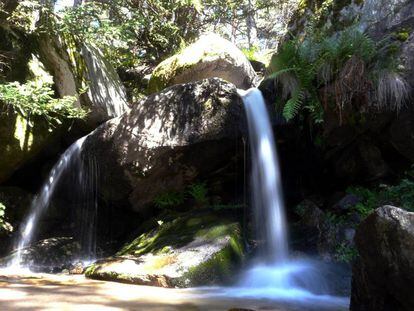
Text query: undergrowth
267 24 409 125
0 81 87 128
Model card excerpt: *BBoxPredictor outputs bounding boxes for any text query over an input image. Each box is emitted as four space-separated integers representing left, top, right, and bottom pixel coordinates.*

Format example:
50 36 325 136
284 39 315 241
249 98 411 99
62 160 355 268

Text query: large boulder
84 78 245 213
37 34 129 126
350 206 414 311
148 34 257 94
85 211 244 287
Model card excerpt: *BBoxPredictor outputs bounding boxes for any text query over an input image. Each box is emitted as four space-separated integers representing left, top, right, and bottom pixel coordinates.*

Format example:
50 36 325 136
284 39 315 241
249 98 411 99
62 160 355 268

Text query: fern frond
283 89 305 121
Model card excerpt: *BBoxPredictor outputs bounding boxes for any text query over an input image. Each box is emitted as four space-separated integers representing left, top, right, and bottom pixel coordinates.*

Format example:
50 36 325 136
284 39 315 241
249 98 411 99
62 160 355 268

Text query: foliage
56 0 203 68
187 183 208 205
0 81 87 128
153 191 185 209
347 173 414 218
267 25 409 124
335 242 358 263
242 46 259 61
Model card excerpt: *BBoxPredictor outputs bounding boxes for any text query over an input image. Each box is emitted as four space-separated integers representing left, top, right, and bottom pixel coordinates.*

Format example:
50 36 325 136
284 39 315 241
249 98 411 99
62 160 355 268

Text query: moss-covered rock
148 34 257 94
0 107 58 183
85 211 244 287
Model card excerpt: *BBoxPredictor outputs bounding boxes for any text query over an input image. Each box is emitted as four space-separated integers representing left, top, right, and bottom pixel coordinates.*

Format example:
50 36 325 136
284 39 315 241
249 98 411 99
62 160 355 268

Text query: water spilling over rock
9 135 98 270
237 88 349 308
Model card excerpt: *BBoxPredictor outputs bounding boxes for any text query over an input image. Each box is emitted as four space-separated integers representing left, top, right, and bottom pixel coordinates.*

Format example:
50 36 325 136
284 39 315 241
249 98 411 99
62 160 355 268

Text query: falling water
241 88 288 263
231 88 349 308
9 135 98 269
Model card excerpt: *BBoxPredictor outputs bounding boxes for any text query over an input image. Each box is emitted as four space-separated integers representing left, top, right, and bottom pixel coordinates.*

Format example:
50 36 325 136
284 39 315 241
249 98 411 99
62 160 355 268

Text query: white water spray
241 88 288 263
234 88 349 307
9 135 97 269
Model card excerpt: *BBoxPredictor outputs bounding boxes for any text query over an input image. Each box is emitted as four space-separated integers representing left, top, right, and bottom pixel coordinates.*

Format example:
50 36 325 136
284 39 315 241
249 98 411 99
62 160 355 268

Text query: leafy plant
242 45 259 61
154 191 185 209
267 25 409 124
187 182 208 205
0 81 87 128
335 242 358 263
347 174 414 218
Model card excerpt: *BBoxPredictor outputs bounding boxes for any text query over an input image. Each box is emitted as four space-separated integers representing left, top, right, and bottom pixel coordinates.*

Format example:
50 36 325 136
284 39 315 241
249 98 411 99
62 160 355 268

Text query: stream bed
0 270 349 311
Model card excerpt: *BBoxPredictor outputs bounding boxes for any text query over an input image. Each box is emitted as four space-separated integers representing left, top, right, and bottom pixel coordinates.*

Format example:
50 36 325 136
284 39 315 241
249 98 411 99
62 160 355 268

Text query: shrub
267 25 409 124
347 174 414 218
0 81 87 128
187 183 208 205
153 191 185 209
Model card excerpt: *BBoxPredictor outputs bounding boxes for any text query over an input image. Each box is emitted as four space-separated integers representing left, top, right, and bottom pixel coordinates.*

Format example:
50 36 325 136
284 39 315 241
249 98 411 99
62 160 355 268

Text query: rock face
1 237 81 273
38 35 129 125
85 211 244 287
81 45 129 123
351 206 414 311
0 110 58 183
84 78 245 213
148 34 257 93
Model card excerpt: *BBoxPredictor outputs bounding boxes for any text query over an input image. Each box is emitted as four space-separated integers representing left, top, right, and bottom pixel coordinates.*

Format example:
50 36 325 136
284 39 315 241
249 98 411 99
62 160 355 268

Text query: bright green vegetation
0 82 86 128
268 25 409 124
347 175 414 217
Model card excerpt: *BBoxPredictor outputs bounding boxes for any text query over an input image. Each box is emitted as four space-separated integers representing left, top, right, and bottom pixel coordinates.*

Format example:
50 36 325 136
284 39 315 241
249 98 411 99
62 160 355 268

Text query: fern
283 89 305 120
266 24 409 126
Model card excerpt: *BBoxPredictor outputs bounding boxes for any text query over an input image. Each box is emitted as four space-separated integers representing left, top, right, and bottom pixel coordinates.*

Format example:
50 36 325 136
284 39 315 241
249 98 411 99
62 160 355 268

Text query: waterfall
9 135 98 269
235 88 348 305
241 88 288 263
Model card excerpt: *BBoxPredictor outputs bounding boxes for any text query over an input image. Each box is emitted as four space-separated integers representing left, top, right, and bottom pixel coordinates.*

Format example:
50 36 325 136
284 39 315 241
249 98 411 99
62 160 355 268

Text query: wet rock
1 237 81 273
85 211 244 287
148 34 257 93
351 206 414 311
84 78 245 214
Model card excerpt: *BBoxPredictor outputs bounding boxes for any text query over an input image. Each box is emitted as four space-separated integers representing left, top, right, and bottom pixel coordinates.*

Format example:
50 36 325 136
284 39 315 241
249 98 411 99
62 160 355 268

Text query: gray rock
351 205 414 311
1 237 81 273
84 78 245 213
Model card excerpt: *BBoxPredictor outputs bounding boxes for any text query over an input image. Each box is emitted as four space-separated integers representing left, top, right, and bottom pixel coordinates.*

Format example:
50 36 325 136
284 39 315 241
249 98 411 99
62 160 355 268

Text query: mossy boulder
0 108 58 183
148 34 257 94
85 211 244 287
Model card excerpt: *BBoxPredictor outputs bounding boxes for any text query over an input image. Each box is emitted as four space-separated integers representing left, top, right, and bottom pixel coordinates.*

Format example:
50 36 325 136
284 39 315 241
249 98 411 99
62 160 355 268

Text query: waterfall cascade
232 88 348 307
9 135 98 269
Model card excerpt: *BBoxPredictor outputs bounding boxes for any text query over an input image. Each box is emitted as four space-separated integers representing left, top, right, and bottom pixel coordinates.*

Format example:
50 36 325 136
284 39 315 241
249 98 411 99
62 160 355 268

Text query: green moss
177 228 244 287
395 28 411 42
117 212 238 257
147 37 233 94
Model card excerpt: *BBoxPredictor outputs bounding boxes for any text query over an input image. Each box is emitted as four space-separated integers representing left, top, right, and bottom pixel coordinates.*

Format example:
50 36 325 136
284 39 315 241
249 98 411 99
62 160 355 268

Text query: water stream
230 88 349 308
9 134 97 269
4 87 348 309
